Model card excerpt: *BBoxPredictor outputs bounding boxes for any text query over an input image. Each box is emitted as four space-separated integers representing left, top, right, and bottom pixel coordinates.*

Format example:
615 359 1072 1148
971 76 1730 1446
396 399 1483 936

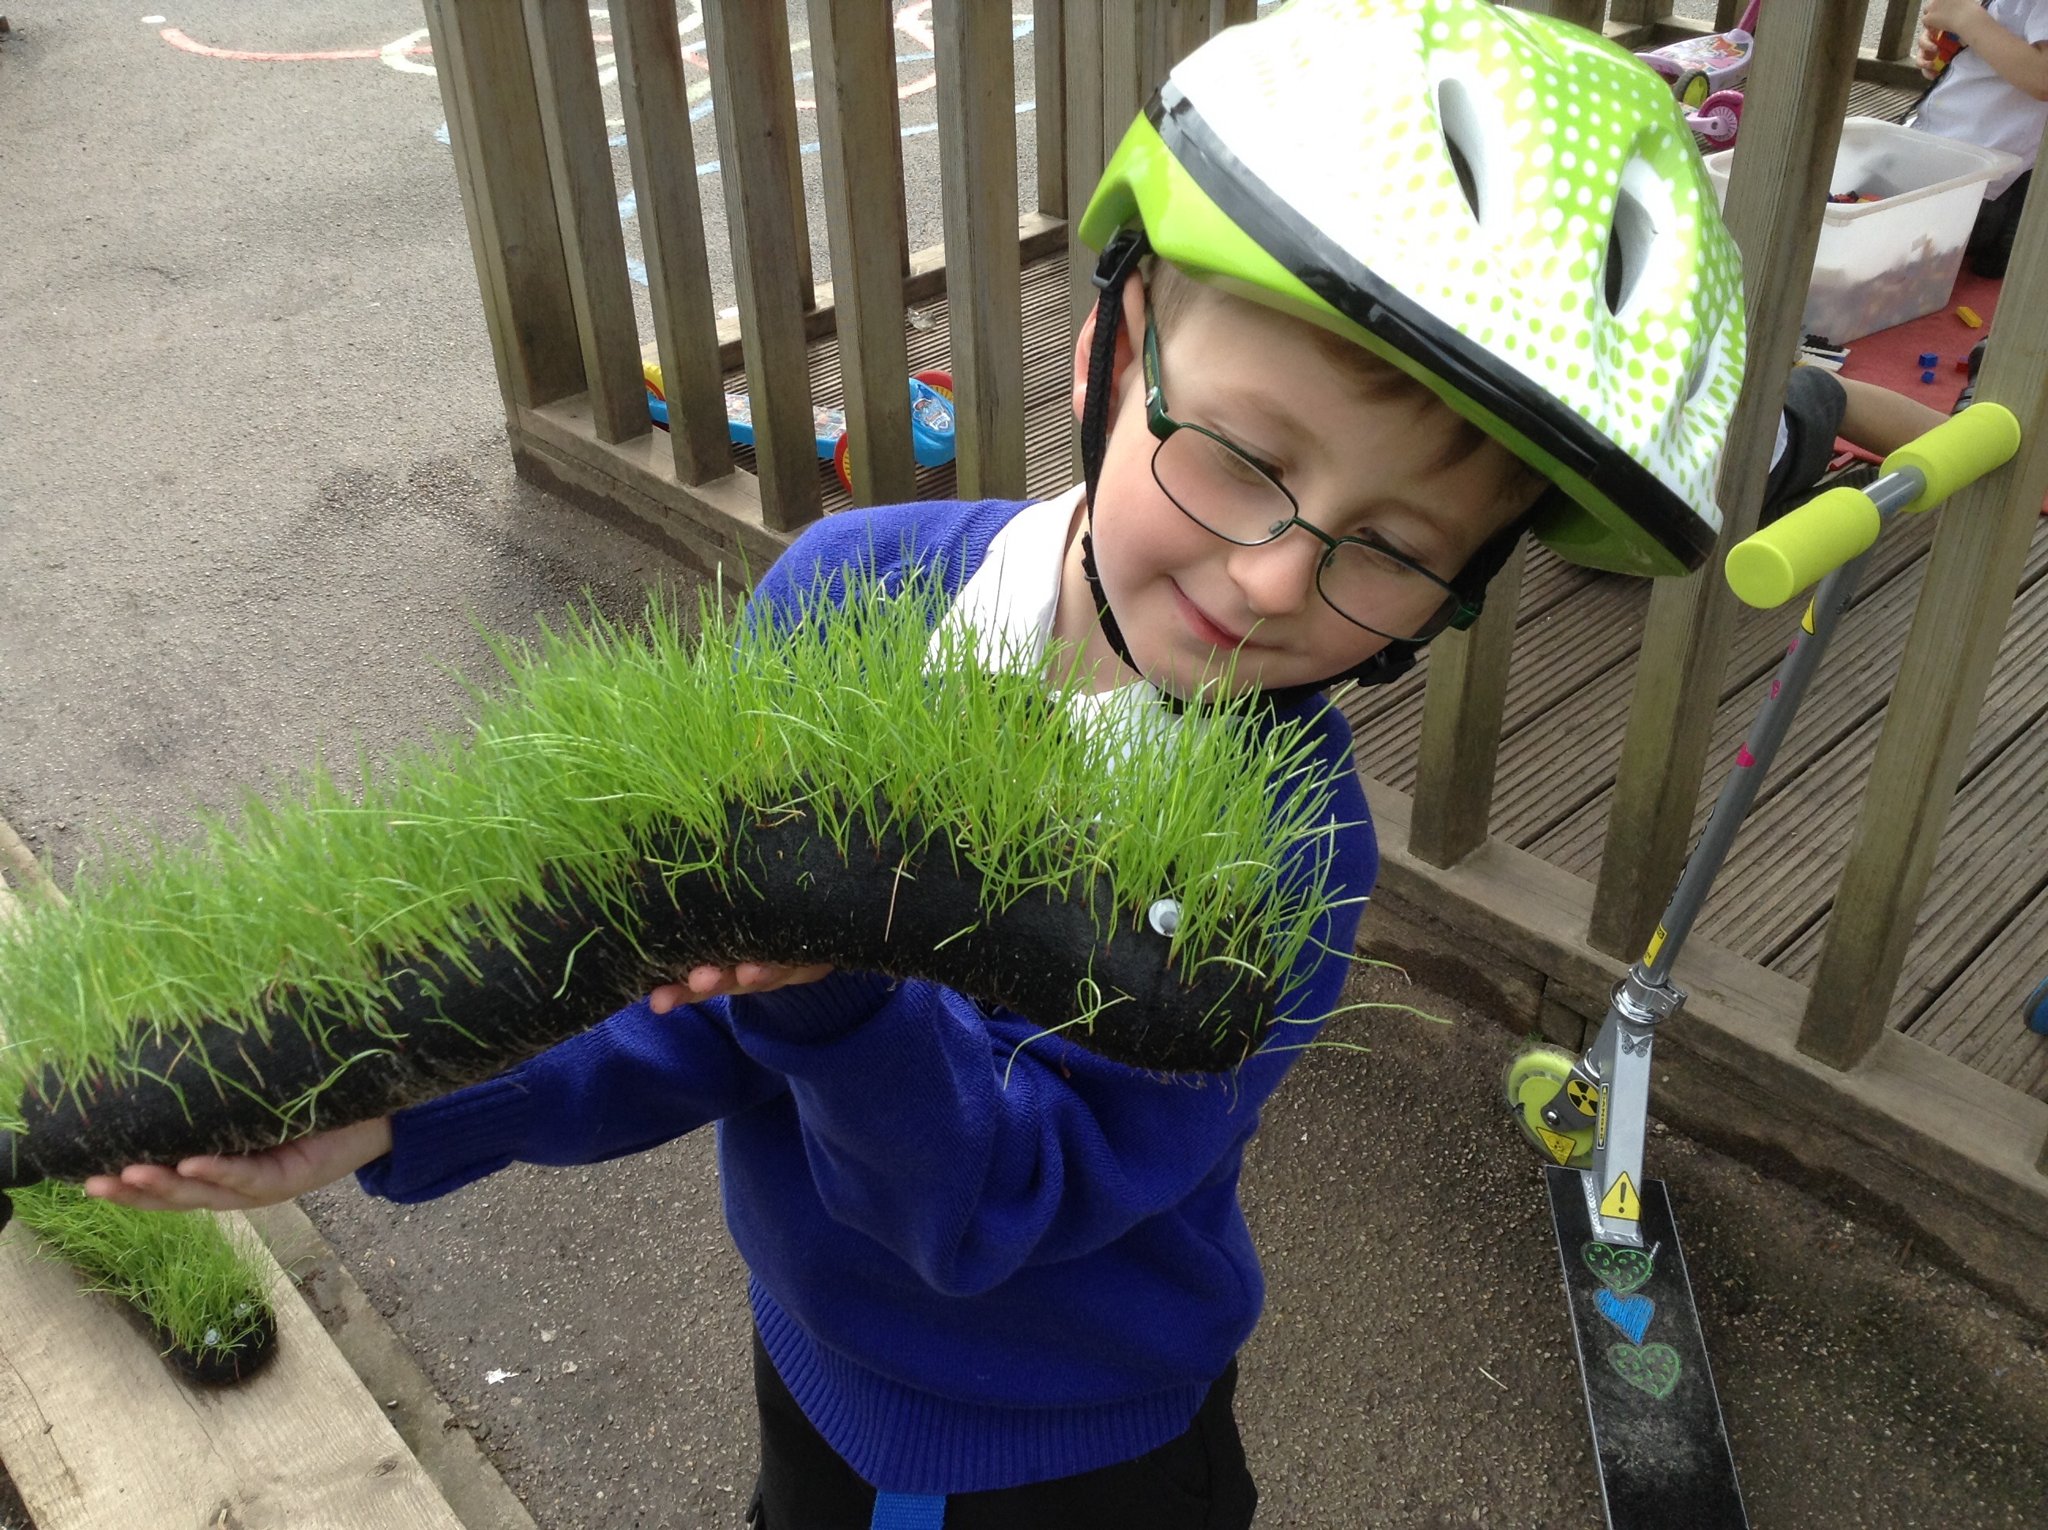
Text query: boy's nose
1225 529 1321 619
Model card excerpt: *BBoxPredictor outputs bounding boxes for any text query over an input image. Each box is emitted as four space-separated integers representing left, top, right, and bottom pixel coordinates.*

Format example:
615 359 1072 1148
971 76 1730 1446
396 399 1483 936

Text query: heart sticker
1582 1242 1654 1295
1594 1288 1655 1346
1607 1342 1682 1400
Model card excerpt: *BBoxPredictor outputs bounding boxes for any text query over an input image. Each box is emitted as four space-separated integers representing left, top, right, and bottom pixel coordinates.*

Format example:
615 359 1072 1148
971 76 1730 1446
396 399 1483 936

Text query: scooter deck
1545 1166 1747 1530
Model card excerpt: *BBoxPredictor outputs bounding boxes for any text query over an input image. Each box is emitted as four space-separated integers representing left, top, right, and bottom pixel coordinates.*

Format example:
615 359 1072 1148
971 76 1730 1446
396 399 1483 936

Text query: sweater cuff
731 970 896 1047
354 1072 537 1203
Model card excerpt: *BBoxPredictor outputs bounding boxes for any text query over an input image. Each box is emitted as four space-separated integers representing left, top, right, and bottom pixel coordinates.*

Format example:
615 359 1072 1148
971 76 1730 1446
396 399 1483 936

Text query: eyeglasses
1140 313 1477 644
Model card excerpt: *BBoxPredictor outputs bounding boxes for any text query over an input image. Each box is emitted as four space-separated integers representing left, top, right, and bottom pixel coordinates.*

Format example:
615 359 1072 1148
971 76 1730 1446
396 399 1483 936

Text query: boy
83 5 1751 1525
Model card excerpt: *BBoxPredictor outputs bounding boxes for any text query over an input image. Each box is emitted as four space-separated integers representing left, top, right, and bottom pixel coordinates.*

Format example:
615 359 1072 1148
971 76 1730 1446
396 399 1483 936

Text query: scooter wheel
1504 1046 1595 1168
2024 976 2048 1036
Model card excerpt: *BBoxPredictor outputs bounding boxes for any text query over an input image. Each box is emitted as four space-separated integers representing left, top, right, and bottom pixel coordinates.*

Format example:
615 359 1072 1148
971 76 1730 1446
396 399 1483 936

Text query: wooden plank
1587 2 1859 959
1511 511 1947 867
1214 0 1259 28
1699 537 2048 974
1507 1 1610 27
1798 199 2048 1069
1355 574 1649 789
0 843 468 1529
1768 554 2048 975
1335 545 1605 762
1035 0 1068 219
1910 885 2048 1099
420 0 584 414
702 212 1067 377
808 0 915 505
1138 0 1211 97
613 0 733 485
0 1220 464 1530
704 0 823 532
523 0 650 445
1876 0 1919 63
1064 0 1107 347
1409 545 1526 868
936 0 1028 499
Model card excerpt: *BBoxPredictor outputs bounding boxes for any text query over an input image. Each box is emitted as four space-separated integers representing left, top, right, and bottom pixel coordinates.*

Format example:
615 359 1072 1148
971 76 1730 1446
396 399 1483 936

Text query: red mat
1829 266 2045 511
1835 265 1999 412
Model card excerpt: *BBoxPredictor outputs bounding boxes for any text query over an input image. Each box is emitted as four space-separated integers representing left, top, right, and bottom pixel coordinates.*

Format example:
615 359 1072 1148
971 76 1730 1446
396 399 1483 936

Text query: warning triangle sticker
1600 1171 1641 1222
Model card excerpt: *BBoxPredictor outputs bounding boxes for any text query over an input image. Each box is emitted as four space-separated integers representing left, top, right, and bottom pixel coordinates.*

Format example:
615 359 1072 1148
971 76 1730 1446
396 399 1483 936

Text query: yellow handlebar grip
1881 402 2021 512
1725 486 1882 608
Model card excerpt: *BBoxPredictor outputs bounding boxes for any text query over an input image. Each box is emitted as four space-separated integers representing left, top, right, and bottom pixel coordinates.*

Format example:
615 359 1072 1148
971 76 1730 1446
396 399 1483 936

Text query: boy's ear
1070 275 1150 424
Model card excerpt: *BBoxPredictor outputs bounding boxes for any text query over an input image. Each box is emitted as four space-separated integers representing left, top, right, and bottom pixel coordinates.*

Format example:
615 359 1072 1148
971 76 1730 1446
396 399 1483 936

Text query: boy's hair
1143 256 1544 515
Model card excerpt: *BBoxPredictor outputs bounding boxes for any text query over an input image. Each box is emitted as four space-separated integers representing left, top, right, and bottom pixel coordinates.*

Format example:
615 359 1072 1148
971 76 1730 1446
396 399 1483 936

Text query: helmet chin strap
1077 232 1525 712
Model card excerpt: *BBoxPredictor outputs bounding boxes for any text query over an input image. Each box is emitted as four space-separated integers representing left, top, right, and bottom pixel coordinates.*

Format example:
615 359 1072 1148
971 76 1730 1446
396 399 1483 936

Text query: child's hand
1913 24 1943 77
79 1116 395 1213
648 961 835 1014
1921 0 1981 39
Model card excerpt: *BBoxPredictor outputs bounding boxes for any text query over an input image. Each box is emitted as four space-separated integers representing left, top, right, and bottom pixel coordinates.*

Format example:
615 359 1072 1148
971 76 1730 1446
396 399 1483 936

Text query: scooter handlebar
1725 485 1881 609
1881 401 2021 513
1725 403 2021 609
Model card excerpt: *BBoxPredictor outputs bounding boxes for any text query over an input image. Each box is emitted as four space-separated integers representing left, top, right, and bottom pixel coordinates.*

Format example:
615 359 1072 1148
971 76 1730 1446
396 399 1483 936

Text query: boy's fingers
647 983 691 1015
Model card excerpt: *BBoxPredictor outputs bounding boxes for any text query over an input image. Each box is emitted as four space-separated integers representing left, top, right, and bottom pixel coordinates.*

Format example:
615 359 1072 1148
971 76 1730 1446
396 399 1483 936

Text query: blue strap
869 1491 946 1530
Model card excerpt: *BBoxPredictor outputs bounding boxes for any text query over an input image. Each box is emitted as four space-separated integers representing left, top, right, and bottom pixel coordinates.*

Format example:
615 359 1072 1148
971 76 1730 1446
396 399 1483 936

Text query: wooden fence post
1409 546 1527 868
523 0 651 445
704 0 822 532
1797 151 2048 1070
1036 0 1069 220
612 0 733 486
936 0 1028 499
1588 1 1859 959
421 0 583 416
809 0 916 506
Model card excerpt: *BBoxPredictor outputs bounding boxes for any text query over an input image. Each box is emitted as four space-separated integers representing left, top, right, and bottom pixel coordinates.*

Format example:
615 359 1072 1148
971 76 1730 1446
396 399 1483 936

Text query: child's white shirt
1912 0 2048 195
932 484 1180 753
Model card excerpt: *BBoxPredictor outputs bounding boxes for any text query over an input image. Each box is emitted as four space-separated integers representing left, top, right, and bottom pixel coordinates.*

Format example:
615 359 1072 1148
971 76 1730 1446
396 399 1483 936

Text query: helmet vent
1433 75 1487 226
1603 177 1655 317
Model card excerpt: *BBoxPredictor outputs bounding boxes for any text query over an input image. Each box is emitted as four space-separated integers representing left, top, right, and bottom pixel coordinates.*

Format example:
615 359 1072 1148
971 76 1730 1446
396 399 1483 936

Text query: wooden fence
423 0 2048 1295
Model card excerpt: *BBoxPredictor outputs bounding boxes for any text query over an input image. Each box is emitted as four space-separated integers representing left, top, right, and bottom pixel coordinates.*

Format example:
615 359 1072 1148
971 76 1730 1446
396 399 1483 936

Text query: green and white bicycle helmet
1079 0 1749 581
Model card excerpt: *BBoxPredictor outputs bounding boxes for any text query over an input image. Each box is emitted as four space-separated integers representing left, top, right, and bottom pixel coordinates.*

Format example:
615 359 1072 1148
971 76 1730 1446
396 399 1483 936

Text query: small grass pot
9 1181 278 1384
0 576 1349 1204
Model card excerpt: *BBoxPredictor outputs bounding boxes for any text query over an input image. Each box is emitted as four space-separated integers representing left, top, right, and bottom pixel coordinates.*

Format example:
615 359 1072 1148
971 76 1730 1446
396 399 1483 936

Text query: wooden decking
742 243 2048 1113
1340 515 2048 1106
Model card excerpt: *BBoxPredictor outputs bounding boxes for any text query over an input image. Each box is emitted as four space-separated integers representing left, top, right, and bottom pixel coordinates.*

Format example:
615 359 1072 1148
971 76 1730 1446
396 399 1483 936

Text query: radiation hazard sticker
1538 1127 1582 1165
1566 1078 1600 1117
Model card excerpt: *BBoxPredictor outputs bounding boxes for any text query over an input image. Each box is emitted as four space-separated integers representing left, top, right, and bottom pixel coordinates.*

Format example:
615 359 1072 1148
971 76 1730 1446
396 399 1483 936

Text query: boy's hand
80 1116 395 1213
648 961 835 1014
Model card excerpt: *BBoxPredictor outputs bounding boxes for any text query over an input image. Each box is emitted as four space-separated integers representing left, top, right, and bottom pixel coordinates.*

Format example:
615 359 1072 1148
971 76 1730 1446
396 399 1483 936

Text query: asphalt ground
3 5 2044 1528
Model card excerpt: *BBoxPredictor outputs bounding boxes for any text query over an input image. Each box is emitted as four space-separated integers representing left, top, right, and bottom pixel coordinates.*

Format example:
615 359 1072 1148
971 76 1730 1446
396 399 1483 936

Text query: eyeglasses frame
1137 310 1481 644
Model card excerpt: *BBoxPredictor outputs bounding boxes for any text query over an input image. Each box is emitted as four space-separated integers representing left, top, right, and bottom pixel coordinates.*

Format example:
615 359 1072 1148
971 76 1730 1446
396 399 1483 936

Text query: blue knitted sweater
357 496 1378 1494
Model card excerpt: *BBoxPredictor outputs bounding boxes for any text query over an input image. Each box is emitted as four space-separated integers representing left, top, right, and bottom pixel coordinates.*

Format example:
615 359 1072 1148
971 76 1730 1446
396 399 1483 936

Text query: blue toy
2025 975 2048 1035
645 363 956 494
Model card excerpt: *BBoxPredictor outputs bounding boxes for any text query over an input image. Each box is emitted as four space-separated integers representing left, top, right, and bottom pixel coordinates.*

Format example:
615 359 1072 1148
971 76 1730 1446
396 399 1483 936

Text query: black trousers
1968 169 2031 279
746 1329 1258 1530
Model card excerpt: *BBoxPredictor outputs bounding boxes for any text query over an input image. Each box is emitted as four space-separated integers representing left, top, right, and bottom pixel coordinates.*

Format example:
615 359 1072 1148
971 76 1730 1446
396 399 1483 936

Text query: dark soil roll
2 805 1267 1189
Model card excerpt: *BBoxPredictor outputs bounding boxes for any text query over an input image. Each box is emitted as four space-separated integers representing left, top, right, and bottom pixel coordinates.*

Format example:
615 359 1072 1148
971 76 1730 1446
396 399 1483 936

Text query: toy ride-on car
644 361 956 495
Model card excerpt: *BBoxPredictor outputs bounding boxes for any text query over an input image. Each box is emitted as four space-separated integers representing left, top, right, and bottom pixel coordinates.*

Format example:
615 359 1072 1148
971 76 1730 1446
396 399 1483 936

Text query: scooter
1505 399 2022 1529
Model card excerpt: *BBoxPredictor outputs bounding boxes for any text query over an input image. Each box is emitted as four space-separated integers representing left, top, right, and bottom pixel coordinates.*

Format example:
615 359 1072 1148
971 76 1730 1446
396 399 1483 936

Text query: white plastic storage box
1703 117 2018 345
